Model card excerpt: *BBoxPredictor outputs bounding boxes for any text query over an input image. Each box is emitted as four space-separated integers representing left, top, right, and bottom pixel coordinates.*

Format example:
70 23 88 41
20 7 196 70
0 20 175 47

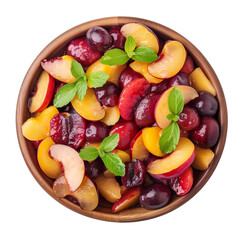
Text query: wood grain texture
16 16 227 222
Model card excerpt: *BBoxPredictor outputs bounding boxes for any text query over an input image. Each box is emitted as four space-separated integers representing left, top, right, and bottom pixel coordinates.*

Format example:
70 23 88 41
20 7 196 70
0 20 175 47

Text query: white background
1 0 239 239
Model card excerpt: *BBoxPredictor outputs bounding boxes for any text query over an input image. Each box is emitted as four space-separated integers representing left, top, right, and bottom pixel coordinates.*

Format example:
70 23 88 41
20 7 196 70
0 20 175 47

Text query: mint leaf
132 46 158 63
98 149 105 158
100 49 129 66
53 82 77 108
159 121 180 153
79 147 99 161
168 87 184 116
99 133 119 153
71 60 85 78
167 113 179 122
101 152 125 176
124 36 136 56
88 71 109 88
76 78 88 101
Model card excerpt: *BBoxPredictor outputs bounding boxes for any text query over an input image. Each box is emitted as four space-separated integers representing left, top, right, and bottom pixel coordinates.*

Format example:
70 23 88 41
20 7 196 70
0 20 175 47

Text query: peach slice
22 106 59 141
192 145 215 170
41 55 76 83
142 127 165 157
112 186 142 213
86 59 126 87
155 85 198 129
130 61 163 84
71 88 105 121
95 175 121 203
53 175 98 211
121 23 159 53
147 137 195 179
101 106 120 126
37 137 62 179
148 41 186 79
29 71 55 113
188 67 216 96
49 144 85 192
130 130 150 161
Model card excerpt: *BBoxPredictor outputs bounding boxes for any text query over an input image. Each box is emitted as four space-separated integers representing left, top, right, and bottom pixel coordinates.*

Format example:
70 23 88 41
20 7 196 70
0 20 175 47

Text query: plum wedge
118 78 151 120
148 41 186 79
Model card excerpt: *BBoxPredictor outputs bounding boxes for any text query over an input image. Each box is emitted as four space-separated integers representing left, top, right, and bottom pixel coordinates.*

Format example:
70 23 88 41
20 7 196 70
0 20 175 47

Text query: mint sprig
100 36 158 66
79 133 125 176
159 87 184 154
53 60 109 108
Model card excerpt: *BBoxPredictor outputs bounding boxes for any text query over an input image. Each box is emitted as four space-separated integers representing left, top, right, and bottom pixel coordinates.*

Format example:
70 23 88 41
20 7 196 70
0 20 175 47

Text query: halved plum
118 78 151 120
109 121 138 150
134 92 161 127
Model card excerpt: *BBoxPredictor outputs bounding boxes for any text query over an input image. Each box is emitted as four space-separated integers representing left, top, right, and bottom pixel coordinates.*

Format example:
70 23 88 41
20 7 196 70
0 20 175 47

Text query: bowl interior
16 17 227 222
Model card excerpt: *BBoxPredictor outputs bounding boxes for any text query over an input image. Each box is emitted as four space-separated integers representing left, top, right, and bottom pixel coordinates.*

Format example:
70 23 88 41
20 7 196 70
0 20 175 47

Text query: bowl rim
16 16 228 222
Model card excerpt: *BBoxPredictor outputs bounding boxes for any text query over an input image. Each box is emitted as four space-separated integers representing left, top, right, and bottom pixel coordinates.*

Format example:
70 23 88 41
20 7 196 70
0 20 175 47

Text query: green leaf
98 149 105 158
76 78 88 101
71 60 86 79
167 113 179 122
79 147 99 161
168 87 184 116
99 133 119 153
100 49 129 66
53 82 77 108
159 121 180 154
101 152 125 176
124 36 136 55
132 46 158 63
88 71 109 88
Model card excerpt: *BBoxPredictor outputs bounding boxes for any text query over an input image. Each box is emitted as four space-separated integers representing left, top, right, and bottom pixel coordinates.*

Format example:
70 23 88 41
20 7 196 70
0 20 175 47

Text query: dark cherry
101 94 119 107
94 82 120 107
168 72 189 87
150 79 169 94
121 160 146 188
66 37 102 67
85 122 109 143
84 157 105 179
118 67 143 89
109 121 138 150
178 105 200 131
108 26 126 50
189 91 219 117
139 183 171 210
86 27 113 52
134 92 161 127
189 116 219 148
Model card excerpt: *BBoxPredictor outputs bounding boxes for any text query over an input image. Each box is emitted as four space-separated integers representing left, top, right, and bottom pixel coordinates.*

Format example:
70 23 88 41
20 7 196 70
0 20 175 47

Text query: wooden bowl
16 17 227 222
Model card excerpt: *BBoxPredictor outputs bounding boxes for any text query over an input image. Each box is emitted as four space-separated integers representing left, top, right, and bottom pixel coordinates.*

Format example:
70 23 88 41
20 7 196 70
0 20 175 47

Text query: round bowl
16 17 227 222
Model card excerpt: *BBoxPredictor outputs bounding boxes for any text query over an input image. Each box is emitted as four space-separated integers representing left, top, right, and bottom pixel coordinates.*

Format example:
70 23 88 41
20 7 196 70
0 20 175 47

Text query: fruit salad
22 22 220 213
